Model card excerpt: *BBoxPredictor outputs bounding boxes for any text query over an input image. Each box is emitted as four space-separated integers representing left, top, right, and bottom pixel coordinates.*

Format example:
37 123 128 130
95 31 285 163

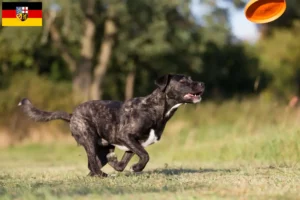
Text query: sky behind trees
190 0 259 42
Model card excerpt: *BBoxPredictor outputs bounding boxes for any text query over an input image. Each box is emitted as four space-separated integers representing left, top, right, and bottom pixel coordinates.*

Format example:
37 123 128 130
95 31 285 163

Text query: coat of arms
16 7 28 21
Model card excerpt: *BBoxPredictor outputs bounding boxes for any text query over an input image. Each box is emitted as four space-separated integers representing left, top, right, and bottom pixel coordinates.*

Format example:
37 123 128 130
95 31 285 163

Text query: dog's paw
87 171 108 178
130 164 144 173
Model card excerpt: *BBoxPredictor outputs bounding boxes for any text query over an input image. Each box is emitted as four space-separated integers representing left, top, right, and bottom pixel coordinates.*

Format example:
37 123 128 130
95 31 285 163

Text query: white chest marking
142 129 158 147
113 129 158 151
165 103 182 117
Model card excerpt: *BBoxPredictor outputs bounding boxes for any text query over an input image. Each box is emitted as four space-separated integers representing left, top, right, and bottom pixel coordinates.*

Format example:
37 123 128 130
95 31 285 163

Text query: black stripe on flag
2 2 42 10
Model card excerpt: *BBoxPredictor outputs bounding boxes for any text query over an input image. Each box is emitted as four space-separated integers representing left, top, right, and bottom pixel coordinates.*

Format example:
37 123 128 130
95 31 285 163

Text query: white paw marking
106 152 116 159
129 166 134 172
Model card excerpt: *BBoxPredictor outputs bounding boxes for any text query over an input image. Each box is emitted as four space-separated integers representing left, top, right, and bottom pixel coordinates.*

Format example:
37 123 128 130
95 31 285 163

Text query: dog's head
155 74 205 104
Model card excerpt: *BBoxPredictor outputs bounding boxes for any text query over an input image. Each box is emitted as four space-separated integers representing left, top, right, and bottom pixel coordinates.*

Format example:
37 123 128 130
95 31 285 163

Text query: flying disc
244 0 286 24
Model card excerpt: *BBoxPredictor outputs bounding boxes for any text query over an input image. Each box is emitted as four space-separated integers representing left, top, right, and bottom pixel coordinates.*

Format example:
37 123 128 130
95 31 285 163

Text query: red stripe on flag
2 9 42 18
2 10 16 18
28 10 42 18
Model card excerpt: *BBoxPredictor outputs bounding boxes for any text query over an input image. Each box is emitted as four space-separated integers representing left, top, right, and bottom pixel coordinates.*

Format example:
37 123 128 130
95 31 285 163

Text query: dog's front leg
107 151 134 172
121 135 149 172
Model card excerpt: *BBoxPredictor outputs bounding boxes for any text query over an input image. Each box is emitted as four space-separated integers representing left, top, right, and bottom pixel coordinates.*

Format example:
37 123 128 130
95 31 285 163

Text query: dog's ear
155 74 171 92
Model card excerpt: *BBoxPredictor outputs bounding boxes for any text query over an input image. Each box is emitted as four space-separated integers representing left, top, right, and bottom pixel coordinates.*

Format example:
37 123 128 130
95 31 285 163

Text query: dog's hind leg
94 145 114 170
82 141 109 177
107 151 134 172
70 117 108 177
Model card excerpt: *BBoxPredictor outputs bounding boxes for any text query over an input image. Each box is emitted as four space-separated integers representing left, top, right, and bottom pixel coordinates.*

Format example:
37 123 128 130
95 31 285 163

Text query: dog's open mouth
183 91 203 103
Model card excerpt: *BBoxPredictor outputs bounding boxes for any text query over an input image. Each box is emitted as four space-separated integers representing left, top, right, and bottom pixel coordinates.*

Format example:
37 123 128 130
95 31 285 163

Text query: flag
2 2 42 26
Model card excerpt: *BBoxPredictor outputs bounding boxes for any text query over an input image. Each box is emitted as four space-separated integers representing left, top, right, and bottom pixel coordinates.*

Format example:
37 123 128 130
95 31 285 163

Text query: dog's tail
18 98 72 123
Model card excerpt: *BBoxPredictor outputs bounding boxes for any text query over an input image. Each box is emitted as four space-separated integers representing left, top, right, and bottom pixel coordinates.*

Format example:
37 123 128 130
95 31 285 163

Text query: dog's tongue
185 94 193 98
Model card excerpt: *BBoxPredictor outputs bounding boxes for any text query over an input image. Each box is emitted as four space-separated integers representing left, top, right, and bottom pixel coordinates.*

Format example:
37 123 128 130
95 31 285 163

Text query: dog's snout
199 82 205 88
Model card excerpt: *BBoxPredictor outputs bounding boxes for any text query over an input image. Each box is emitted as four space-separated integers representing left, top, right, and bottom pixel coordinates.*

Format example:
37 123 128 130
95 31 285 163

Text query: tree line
0 0 300 111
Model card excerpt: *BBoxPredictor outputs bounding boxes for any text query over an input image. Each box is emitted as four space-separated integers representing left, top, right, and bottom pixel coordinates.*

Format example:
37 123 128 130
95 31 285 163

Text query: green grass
1 100 300 199
1 160 299 200
0 149 299 200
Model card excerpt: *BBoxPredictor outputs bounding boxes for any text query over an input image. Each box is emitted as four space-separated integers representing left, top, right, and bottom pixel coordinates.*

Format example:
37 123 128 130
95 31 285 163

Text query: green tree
258 21 300 99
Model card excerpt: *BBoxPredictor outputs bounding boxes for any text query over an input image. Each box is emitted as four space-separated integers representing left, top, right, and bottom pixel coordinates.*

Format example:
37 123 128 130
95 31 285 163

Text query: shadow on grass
138 167 240 176
2 180 208 199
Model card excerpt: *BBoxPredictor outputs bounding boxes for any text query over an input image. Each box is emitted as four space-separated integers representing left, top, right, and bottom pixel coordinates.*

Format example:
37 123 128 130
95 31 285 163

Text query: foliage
259 20 300 99
0 0 265 100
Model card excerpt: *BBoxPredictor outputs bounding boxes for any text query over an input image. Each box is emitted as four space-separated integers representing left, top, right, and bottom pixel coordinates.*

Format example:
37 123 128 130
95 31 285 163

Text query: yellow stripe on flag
2 18 42 26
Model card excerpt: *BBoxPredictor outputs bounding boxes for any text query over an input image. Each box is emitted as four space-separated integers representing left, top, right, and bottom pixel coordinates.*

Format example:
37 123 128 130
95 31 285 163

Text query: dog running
18 74 205 177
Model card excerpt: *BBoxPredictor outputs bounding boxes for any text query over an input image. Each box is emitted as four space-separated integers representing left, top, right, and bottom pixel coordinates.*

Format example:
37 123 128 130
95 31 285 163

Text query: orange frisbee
244 0 286 24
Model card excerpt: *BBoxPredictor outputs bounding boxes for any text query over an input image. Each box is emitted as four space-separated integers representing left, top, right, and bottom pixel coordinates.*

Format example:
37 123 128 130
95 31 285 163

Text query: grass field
1 100 300 199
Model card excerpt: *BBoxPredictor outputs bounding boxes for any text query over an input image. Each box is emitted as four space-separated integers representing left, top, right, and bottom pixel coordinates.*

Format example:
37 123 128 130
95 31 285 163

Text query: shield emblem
16 7 28 21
